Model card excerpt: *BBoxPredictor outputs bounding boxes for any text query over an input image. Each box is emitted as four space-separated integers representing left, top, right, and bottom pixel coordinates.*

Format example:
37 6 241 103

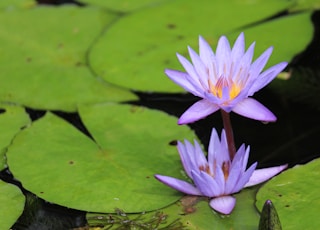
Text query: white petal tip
209 196 236 215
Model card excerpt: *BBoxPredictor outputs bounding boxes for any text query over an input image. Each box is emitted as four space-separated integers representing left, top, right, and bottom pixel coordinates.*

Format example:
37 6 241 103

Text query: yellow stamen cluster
208 77 241 100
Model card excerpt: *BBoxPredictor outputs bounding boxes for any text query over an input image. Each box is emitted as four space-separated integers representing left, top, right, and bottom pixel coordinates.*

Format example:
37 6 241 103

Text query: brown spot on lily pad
167 23 176 29
181 196 202 214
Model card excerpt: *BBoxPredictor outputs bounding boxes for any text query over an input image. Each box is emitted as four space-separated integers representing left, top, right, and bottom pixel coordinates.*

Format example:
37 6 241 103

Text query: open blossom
165 33 288 124
154 128 287 215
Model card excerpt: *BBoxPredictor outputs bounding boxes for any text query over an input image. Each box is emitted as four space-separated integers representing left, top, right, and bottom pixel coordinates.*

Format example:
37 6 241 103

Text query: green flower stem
221 110 236 160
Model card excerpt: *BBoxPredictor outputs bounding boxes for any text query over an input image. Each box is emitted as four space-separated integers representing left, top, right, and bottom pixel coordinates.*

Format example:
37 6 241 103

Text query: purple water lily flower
155 128 287 215
165 33 288 124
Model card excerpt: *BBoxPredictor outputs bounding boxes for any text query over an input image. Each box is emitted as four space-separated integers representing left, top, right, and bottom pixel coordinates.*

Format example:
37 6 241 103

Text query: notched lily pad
7 104 197 213
80 0 167 12
256 159 320 229
0 5 136 111
89 0 311 92
0 180 25 230
0 104 30 170
162 187 260 229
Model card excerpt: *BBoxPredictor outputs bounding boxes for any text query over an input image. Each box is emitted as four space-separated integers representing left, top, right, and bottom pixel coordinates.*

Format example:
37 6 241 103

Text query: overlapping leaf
6 104 197 213
89 0 312 92
0 180 25 230
0 5 136 112
80 0 167 12
0 104 30 170
256 159 320 229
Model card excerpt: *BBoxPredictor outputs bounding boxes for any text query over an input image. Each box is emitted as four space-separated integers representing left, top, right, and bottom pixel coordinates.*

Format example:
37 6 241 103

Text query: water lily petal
244 164 288 187
208 128 220 172
233 42 255 83
231 32 245 63
194 139 208 169
214 164 226 191
249 47 273 79
232 162 257 193
248 62 288 96
188 46 209 89
225 158 242 194
209 196 236 215
178 99 219 124
199 36 215 72
192 171 221 197
177 141 194 178
216 35 231 76
176 53 204 91
154 175 202 196
232 98 276 122
165 69 203 97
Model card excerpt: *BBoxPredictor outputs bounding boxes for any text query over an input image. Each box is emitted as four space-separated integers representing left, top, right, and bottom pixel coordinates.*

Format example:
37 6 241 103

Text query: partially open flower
165 33 287 124
155 128 287 215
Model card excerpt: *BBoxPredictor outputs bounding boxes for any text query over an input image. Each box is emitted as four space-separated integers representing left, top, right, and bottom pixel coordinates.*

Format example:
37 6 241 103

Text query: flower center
199 164 212 176
208 77 241 100
222 161 230 180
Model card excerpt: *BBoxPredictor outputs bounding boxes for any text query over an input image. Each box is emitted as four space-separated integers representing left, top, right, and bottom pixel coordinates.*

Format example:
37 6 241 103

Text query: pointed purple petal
165 69 203 97
154 175 202 196
199 36 215 68
192 171 221 197
216 36 231 76
176 53 202 86
178 99 219 124
214 164 226 191
244 164 288 187
231 144 250 172
225 158 242 194
188 46 209 88
231 33 245 62
177 141 194 178
232 162 257 193
232 42 255 83
248 62 288 96
232 98 276 122
250 47 273 77
193 140 208 168
209 196 236 215
208 128 220 171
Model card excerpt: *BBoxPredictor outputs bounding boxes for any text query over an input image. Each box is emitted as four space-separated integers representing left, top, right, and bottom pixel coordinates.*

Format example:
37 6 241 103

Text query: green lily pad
0 0 36 9
289 0 320 11
226 11 313 69
89 0 312 92
0 5 137 112
6 104 197 212
176 188 260 229
80 0 166 12
256 159 320 229
0 180 25 230
87 187 261 229
0 104 30 170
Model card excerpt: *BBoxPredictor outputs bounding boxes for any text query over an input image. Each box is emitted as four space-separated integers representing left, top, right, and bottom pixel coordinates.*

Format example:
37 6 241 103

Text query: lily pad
0 104 30 170
6 104 197 212
0 0 36 9
256 159 320 229
80 0 166 12
0 180 25 230
289 0 320 11
87 187 261 229
226 11 312 69
175 188 260 229
0 5 137 112
89 0 312 92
